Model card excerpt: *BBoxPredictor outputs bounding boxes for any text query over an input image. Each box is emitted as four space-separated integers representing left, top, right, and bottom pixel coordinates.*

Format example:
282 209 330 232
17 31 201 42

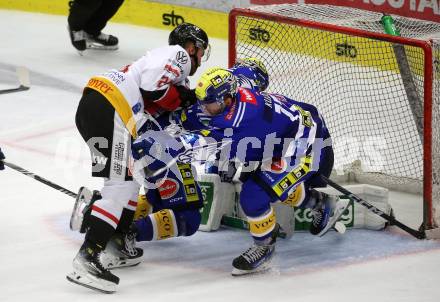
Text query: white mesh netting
231 4 440 227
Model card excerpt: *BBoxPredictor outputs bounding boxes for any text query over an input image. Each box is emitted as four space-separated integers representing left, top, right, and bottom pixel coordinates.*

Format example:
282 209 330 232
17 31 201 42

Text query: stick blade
16 66 30 88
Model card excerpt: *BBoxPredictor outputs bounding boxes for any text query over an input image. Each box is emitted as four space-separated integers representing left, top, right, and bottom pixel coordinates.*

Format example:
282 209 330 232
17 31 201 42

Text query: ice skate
67 26 87 54
100 227 143 270
66 242 119 294
232 224 279 276
309 192 350 237
86 32 119 50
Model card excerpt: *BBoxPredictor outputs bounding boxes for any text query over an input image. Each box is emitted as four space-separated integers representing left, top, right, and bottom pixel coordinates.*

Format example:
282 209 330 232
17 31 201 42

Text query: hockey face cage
229 4 440 230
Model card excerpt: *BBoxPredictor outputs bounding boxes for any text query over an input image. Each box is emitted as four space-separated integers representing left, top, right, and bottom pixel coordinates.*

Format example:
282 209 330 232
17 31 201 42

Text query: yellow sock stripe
152 209 177 240
248 207 276 238
272 155 312 197
86 76 137 138
282 182 306 207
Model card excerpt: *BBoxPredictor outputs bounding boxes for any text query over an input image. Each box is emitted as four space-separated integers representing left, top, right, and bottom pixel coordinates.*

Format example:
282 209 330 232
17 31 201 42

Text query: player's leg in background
67 0 102 51
83 0 123 49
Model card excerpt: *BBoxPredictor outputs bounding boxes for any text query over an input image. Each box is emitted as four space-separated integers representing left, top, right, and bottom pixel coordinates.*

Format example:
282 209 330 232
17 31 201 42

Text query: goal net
229 4 440 230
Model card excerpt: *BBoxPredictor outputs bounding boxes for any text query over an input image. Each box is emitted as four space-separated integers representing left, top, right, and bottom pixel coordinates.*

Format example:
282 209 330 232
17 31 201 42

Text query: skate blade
106 259 141 270
317 199 350 237
231 259 273 277
86 42 118 51
231 264 271 276
66 271 116 294
100 251 142 270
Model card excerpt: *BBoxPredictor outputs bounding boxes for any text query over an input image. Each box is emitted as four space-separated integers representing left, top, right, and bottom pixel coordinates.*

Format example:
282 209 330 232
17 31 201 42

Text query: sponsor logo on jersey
132 102 142 114
178 164 193 179
271 93 287 103
336 41 357 58
87 78 114 94
270 158 287 173
154 209 175 240
249 208 275 236
263 94 273 109
92 154 108 165
249 26 271 43
162 10 185 26
225 99 237 120
184 183 198 198
261 171 275 182
113 142 126 176
168 196 184 204
238 87 257 105
177 149 194 164
165 63 181 77
210 75 224 88
175 51 188 65
158 179 179 199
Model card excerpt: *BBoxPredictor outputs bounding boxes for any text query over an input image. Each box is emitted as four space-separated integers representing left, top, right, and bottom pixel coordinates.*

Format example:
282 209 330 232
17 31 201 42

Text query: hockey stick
381 15 423 143
1 160 77 198
321 175 425 239
0 67 30 95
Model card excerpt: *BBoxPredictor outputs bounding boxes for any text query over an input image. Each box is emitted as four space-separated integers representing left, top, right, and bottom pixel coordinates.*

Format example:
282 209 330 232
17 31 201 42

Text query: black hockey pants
68 0 124 36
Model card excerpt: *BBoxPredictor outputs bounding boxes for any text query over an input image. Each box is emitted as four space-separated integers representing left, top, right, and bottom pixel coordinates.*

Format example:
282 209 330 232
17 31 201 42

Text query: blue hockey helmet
234 57 269 91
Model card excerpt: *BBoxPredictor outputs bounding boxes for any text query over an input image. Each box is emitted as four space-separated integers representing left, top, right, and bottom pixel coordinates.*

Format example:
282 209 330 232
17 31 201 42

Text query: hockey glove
175 85 197 108
0 147 5 170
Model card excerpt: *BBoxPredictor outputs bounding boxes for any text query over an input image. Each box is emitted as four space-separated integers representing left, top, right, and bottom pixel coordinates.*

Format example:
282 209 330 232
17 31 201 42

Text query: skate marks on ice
48 212 440 275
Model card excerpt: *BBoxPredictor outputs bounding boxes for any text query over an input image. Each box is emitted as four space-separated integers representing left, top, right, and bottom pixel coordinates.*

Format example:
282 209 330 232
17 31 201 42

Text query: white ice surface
0 10 440 302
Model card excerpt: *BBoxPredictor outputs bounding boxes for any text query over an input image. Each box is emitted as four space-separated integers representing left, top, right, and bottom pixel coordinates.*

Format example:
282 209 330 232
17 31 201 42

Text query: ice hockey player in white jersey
67 23 210 294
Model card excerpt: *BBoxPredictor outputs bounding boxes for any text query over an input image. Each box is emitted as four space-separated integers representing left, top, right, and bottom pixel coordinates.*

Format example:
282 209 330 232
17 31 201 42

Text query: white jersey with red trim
95 45 192 136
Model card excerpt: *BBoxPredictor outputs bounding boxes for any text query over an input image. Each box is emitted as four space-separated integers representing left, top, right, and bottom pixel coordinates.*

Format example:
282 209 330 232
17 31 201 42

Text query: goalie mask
195 68 238 115
234 57 269 91
169 23 211 62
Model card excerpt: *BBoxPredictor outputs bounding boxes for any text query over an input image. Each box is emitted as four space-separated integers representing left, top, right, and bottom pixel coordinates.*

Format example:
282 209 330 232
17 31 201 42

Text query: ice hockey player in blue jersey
132 66 344 276
180 67 340 275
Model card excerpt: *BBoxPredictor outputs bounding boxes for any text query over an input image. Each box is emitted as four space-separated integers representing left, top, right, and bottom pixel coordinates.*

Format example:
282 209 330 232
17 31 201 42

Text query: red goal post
228 4 439 230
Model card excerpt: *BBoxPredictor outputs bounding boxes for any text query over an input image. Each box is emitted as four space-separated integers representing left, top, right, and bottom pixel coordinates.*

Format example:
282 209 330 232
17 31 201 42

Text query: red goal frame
228 8 435 229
